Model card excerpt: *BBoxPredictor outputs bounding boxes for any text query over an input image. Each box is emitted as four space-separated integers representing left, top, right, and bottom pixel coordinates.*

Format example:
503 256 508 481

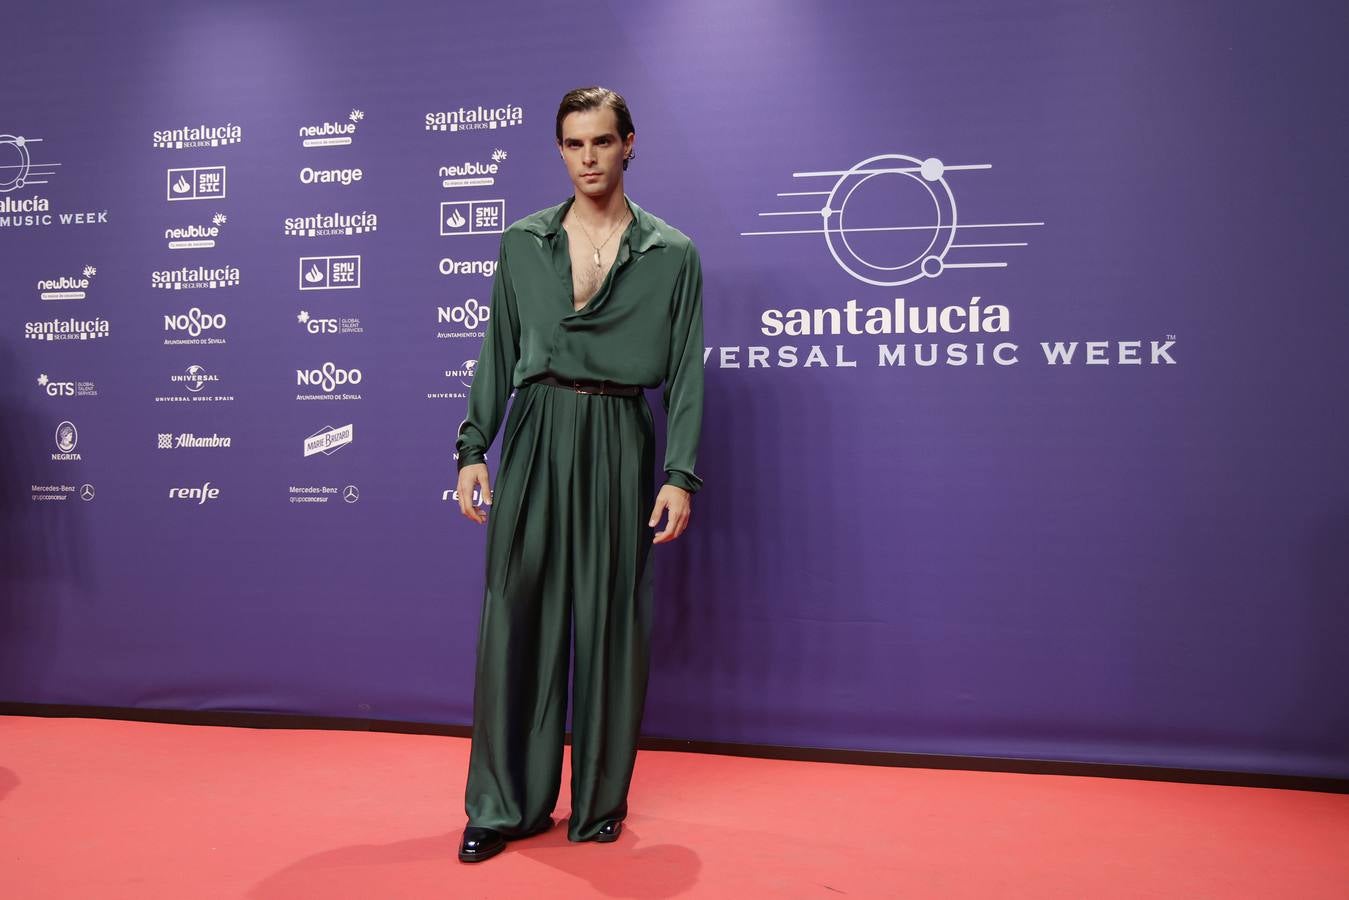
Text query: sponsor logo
0 134 109 228
163 307 228 345
438 257 496 278
436 297 489 338
153 122 243 150
154 365 235 403
283 209 378 238
744 153 1040 287
169 482 220 504
296 362 363 400
440 199 503 236
441 485 485 506
429 359 474 399
165 212 226 249
440 148 506 188
24 317 110 342
31 483 95 503
303 423 354 457
297 309 363 335
151 265 240 290
52 420 81 461
424 104 524 132
723 149 1175 372
299 255 361 290
167 166 227 201
299 166 363 186
37 265 96 301
158 432 232 449
299 109 363 148
37 373 97 398
287 483 360 504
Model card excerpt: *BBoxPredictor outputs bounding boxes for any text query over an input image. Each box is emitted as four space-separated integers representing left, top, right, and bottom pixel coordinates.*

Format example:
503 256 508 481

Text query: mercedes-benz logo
79 483 95 501
342 484 360 503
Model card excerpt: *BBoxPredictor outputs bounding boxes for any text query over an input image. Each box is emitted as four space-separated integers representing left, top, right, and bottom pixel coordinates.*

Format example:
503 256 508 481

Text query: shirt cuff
663 470 702 494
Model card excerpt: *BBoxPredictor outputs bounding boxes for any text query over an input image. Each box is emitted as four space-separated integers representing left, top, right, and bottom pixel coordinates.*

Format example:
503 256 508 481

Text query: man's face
558 106 634 200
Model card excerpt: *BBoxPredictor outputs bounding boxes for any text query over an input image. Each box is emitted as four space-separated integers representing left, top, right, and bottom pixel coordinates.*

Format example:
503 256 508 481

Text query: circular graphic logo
342 485 360 503
822 154 955 287
0 135 32 193
55 420 78 452
80 484 96 502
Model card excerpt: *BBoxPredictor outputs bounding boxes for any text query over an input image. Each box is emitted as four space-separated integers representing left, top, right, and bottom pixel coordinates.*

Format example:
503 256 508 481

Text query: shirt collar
524 195 667 254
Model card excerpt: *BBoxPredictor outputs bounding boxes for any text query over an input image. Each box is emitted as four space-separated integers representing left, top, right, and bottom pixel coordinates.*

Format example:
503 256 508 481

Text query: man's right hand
458 463 493 524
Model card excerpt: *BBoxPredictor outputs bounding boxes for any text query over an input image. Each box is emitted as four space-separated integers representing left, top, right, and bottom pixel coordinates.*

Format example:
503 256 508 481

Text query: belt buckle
574 381 603 396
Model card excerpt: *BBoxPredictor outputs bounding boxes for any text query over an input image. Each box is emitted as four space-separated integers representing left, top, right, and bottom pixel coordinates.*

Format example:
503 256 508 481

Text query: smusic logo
299 255 360 290
440 199 503 236
166 166 227 201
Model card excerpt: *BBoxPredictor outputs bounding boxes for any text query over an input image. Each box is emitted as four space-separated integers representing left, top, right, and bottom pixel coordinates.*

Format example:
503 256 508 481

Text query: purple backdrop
2 0 1346 779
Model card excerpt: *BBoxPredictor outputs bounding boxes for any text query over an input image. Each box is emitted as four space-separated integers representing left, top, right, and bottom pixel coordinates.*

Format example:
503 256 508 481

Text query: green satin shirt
455 196 705 493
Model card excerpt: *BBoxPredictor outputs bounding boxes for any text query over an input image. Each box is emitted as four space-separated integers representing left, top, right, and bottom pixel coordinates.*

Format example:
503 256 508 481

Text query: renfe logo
169 482 220 504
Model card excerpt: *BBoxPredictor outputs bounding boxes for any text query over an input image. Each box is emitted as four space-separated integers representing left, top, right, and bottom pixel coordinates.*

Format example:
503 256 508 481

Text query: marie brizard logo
743 153 1042 286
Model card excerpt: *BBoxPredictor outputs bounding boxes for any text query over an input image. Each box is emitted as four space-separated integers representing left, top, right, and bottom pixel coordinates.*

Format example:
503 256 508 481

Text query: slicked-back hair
555 86 636 170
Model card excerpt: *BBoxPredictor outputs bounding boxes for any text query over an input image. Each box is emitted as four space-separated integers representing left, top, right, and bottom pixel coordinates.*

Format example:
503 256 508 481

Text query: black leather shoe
594 819 623 843
458 826 505 863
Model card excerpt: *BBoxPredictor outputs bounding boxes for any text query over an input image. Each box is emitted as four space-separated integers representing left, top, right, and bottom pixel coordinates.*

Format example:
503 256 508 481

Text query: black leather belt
532 374 642 397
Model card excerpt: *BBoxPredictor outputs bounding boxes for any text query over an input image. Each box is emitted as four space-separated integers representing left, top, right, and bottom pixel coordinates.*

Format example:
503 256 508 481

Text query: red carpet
1 715 1345 898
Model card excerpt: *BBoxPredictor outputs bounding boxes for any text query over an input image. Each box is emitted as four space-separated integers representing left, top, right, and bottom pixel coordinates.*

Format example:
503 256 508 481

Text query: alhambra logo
37 266 96 300
424 104 524 133
300 109 364 148
153 122 243 150
284 210 378 238
166 212 227 249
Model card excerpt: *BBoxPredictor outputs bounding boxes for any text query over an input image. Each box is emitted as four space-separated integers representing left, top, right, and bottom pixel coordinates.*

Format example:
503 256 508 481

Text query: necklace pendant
593 249 601 267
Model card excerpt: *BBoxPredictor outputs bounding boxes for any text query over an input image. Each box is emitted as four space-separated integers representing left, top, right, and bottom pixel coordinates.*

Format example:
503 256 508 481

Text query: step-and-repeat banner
2 1 1346 777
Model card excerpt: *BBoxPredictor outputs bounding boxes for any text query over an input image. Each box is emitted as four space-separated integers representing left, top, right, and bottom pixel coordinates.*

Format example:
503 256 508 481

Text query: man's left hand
648 484 691 544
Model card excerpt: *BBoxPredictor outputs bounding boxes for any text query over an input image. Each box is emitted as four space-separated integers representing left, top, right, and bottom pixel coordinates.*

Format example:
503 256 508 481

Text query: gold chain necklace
574 211 631 268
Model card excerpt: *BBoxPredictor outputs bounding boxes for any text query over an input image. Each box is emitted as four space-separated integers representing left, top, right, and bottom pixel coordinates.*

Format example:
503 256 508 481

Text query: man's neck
568 187 629 230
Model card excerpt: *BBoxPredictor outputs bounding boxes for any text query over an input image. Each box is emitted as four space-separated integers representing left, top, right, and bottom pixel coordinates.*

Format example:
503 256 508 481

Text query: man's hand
458 463 492 524
648 484 691 544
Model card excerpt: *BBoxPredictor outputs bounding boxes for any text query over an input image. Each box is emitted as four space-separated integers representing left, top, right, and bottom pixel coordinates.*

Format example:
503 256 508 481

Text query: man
454 86 704 862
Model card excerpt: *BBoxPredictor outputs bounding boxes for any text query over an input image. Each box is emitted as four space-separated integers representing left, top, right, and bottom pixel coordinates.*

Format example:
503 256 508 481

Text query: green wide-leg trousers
463 381 656 842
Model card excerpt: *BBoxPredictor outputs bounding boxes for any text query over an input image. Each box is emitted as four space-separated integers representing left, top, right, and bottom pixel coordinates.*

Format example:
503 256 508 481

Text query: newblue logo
299 109 363 148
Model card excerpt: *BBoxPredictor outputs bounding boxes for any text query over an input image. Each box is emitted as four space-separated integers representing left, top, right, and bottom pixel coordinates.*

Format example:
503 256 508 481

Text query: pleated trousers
463 380 656 842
